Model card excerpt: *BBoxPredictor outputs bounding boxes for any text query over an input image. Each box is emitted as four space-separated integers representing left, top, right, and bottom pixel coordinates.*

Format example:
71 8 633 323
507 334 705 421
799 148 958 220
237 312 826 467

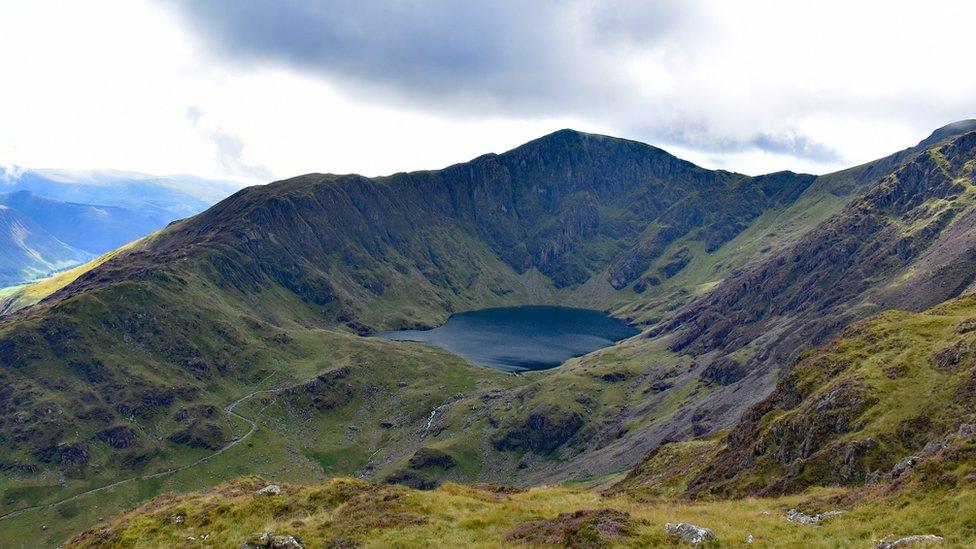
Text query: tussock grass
65 475 976 547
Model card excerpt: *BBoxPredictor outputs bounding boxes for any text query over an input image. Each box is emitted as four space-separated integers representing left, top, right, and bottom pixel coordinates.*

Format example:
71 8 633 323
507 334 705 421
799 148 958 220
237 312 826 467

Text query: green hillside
1 124 976 546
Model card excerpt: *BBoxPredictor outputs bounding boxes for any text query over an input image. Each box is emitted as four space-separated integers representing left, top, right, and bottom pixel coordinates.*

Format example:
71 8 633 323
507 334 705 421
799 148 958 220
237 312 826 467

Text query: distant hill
0 169 242 285
1 167 242 218
0 204 91 286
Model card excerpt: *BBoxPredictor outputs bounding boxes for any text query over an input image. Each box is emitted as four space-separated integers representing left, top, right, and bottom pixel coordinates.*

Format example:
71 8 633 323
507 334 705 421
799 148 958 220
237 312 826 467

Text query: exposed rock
599 371 629 382
786 508 845 525
891 456 921 479
658 247 693 278
173 404 217 422
254 484 281 497
955 317 976 334
97 425 140 449
700 356 749 385
167 421 226 450
664 522 715 545
242 531 303 549
383 470 439 490
170 514 184 525
645 380 674 393
407 448 457 470
875 534 944 548
930 340 975 371
32 442 89 471
491 403 585 454
294 366 355 411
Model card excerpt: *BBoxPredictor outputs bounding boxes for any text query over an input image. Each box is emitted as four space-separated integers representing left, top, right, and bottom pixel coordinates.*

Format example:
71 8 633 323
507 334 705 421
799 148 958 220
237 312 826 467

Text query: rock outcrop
664 522 715 545
875 534 944 548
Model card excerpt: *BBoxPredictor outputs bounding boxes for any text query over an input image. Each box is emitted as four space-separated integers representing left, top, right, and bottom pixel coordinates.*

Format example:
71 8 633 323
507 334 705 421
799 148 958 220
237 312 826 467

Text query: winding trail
0 371 284 523
0 374 472 524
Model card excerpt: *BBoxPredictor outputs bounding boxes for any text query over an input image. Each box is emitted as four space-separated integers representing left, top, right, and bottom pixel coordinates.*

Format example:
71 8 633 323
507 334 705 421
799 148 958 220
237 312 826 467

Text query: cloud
153 0 877 169
4 0 975 179
159 0 976 173
160 1 695 114
0 162 25 182
186 106 273 180
642 121 842 166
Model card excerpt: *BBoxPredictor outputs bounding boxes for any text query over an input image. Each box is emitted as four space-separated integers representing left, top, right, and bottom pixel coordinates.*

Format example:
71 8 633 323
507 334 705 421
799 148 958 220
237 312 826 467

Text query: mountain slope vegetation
2 123 976 546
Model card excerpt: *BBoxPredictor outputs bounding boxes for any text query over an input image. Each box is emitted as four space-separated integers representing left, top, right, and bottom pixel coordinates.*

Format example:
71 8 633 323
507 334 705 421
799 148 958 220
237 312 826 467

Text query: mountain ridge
3 122 976 546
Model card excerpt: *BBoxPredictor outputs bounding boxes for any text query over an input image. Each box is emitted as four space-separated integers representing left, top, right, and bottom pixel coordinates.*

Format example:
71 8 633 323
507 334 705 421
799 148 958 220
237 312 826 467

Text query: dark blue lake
374 305 638 371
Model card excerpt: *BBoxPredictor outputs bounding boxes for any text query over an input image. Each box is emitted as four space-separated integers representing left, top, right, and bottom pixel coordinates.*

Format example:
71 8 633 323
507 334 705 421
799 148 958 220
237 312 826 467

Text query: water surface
374 305 638 371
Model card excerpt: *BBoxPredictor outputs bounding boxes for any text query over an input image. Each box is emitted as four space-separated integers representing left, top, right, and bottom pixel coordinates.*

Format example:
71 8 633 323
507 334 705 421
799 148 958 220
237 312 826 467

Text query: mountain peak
920 119 976 148
503 128 674 165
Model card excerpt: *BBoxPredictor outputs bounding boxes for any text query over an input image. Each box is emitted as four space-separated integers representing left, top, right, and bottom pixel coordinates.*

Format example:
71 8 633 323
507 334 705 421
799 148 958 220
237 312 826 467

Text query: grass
610 180 850 325
63 475 974 548
0 311 525 547
634 291 976 500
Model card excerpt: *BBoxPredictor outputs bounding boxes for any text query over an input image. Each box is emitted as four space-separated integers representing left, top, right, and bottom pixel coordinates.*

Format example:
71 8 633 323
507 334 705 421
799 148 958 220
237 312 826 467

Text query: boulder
890 456 920 479
786 508 845 525
242 531 303 549
254 484 281 497
875 534 944 548
664 522 715 545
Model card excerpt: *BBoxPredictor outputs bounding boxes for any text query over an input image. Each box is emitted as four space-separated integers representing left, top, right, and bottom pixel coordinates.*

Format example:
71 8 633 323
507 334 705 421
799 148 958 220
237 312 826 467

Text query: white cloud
0 0 974 182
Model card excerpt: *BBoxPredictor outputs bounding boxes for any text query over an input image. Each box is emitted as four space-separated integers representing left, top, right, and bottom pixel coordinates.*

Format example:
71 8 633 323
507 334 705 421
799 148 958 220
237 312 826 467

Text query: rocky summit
3 122 976 547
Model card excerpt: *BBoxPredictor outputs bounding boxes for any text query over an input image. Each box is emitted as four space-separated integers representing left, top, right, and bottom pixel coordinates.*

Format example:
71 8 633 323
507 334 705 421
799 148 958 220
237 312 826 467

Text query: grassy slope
52 289 976 546
64 475 972 548
0 324 524 547
0 248 528 546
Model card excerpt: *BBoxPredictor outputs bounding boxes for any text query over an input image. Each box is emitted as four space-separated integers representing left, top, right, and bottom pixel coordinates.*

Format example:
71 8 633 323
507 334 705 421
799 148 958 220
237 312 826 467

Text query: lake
373 305 638 371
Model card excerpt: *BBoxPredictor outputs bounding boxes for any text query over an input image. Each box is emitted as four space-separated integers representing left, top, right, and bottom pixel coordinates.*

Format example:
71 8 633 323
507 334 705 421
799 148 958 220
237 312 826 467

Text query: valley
1 122 976 546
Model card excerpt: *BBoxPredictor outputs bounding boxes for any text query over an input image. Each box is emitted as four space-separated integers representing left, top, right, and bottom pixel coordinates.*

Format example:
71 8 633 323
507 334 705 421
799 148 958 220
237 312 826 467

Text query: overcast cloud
1 0 974 181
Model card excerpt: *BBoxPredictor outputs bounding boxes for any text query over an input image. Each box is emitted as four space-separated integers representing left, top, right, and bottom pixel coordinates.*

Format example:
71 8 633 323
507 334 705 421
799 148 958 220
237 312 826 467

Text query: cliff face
120 129 812 323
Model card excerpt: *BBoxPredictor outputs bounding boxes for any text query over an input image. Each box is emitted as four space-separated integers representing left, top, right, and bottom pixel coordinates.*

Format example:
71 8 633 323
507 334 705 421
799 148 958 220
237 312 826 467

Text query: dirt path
0 371 286 523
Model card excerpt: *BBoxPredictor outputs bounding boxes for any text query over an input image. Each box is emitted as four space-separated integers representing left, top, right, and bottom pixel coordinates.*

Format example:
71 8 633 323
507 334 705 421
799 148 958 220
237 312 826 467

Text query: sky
1 0 975 183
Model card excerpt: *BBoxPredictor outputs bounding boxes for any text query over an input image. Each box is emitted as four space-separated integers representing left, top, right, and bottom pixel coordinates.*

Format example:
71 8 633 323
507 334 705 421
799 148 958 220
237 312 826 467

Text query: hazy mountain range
0 167 241 286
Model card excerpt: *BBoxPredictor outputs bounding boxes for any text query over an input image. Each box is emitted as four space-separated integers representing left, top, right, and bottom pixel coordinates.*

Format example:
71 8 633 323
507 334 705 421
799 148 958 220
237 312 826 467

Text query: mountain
464 120 976 487
0 191 165 256
0 167 242 219
0 169 243 286
2 123 976 546
0 204 91 286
